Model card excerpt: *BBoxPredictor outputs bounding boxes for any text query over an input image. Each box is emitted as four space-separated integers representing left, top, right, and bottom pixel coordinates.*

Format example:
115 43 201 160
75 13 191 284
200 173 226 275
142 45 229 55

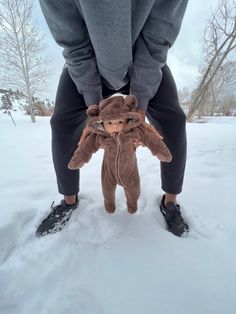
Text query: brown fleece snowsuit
68 96 172 214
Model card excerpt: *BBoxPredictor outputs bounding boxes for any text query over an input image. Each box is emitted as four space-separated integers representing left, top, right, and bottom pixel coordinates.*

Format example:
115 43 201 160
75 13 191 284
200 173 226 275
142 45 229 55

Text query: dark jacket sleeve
68 134 100 169
130 0 188 110
39 0 103 106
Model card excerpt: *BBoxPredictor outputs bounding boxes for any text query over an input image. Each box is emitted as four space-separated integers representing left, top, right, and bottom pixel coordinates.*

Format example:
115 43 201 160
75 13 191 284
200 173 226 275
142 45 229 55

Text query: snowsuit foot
125 182 140 214
104 200 116 214
127 201 138 214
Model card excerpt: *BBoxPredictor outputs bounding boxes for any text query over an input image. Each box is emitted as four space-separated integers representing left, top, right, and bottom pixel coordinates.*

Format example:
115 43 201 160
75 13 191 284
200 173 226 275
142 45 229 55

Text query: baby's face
103 119 127 134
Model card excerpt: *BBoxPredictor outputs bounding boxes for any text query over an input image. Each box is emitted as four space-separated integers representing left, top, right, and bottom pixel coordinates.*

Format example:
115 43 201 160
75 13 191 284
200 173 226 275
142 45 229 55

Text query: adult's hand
79 104 99 146
133 109 163 148
133 108 145 148
136 108 146 121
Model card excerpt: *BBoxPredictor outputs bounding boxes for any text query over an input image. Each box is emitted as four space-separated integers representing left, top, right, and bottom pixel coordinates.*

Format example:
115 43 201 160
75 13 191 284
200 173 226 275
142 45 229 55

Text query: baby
68 95 172 214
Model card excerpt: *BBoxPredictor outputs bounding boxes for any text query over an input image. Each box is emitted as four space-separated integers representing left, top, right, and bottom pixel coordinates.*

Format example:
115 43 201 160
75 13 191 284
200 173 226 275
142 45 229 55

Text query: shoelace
171 210 185 227
165 205 185 228
50 201 69 217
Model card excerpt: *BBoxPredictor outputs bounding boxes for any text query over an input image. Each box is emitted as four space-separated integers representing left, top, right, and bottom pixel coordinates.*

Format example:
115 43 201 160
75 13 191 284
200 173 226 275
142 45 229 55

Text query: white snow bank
0 115 235 314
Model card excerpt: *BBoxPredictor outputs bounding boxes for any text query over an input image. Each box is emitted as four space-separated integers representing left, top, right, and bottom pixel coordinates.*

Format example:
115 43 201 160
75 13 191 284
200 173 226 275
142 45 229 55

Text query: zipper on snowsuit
113 134 126 187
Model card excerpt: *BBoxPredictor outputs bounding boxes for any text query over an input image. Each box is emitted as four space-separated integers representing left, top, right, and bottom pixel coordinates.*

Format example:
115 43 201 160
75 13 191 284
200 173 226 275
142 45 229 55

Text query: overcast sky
34 0 219 101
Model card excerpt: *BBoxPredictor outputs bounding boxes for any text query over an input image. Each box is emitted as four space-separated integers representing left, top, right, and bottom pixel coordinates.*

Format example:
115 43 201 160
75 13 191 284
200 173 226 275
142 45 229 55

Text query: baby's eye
118 120 124 124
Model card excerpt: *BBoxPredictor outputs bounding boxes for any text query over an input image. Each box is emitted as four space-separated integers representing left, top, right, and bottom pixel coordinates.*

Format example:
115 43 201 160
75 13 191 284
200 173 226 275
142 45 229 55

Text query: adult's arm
130 0 188 110
39 0 103 106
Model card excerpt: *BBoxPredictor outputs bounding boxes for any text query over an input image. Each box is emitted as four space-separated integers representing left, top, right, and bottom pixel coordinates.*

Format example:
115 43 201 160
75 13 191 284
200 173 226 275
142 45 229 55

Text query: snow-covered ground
0 112 235 314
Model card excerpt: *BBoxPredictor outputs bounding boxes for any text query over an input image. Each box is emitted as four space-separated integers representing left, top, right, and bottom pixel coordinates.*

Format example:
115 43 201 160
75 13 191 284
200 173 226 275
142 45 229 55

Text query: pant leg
51 67 87 195
146 65 187 194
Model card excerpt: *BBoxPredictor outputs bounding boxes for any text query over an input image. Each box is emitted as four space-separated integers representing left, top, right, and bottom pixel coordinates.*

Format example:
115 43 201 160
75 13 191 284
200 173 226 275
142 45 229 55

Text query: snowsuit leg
146 65 187 194
101 163 117 213
124 180 141 213
123 167 141 214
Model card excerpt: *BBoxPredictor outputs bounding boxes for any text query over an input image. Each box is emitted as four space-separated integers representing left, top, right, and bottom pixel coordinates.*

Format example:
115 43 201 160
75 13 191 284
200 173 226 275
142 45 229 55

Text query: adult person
36 0 189 237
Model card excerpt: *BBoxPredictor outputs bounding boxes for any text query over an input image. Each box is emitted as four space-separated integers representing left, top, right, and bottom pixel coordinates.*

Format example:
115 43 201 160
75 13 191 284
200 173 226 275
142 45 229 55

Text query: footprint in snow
0 210 36 265
187 210 224 238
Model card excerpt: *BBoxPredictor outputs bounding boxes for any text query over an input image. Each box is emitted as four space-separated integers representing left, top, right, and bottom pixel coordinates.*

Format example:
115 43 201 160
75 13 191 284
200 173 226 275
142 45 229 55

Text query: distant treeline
0 88 54 116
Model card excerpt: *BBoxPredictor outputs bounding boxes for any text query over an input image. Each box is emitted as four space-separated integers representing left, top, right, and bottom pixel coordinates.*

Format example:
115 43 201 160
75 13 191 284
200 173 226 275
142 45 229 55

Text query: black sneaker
160 195 189 237
36 198 78 237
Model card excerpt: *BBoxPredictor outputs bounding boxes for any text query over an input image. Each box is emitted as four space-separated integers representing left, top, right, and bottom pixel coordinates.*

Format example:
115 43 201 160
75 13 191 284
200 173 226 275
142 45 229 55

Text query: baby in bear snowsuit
68 96 172 214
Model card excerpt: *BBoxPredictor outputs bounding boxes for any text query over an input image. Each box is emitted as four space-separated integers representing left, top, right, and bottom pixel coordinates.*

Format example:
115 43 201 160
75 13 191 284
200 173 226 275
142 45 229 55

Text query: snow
0 111 236 314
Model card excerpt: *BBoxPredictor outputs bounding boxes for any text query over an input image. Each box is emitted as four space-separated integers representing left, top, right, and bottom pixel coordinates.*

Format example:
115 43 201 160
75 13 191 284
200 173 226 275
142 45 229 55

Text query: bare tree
178 87 191 104
0 0 51 122
200 61 236 116
221 94 236 115
187 0 236 121
178 87 191 114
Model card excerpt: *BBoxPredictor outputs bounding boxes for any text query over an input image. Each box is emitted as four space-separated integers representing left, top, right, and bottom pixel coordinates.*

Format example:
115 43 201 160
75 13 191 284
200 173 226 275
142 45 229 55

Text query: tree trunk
187 0 236 121
187 33 236 121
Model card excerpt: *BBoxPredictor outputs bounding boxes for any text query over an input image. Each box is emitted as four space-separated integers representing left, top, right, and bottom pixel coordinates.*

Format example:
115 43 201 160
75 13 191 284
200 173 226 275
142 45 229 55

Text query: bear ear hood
86 104 99 118
123 95 138 111
87 95 142 135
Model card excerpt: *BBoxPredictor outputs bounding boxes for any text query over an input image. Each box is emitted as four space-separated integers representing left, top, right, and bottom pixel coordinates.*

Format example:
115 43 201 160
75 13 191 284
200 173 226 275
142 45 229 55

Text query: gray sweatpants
51 65 187 196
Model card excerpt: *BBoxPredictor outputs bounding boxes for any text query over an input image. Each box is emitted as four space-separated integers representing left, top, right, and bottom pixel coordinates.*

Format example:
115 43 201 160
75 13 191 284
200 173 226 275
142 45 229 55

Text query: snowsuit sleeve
39 0 103 106
68 133 100 169
130 0 188 110
137 124 172 162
